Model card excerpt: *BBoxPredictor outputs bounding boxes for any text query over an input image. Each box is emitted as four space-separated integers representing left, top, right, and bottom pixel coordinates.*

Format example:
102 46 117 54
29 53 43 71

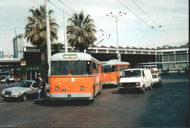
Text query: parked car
119 68 153 93
152 74 162 87
0 76 15 83
1 80 49 101
162 69 168 75
177 68 185 74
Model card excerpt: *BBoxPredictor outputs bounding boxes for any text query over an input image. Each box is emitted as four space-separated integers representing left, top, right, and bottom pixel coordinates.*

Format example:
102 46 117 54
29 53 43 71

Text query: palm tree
51 43 64 55
24 5 59 64
67 11 96 52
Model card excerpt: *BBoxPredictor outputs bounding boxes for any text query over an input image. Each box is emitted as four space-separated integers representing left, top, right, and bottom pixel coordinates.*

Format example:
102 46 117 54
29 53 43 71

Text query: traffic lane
0 74 189 127
0 87 153 127
140 74 189 127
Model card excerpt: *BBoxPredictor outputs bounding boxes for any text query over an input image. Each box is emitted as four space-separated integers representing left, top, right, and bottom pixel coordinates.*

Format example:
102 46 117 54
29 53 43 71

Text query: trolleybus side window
96 64 99 74
51 61 69 75
70 61 92 75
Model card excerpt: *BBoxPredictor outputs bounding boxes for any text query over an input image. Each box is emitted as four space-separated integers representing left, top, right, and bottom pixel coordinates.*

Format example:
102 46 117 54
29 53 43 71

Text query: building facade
63 45 189 70
13 34 24 59
0 48 4 58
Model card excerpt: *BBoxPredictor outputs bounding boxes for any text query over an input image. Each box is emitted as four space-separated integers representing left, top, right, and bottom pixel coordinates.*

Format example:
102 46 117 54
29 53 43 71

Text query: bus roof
101 59 130 66
51 52 100 63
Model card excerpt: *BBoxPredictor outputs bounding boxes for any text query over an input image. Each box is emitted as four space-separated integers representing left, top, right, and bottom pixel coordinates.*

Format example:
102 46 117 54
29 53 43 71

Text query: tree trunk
41 51 47 65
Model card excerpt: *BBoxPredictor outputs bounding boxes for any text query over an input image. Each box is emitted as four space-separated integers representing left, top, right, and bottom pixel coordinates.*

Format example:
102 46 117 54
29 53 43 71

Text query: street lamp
106 11 126 61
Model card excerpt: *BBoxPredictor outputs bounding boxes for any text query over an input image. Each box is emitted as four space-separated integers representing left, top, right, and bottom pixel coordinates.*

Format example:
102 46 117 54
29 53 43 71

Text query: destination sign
63 54 77 59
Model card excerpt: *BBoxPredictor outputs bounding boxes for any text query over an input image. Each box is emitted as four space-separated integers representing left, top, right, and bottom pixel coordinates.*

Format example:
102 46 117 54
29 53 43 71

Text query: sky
0 0 189 55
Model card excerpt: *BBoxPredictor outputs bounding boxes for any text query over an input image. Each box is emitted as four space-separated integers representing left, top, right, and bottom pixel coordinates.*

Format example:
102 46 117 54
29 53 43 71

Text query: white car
119 68 153 93
152 74 162 87
1 80 49 101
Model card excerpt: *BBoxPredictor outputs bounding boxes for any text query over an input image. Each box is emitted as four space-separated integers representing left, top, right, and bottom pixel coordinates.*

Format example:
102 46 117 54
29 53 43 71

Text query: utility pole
106 11 126 61
45 0 51 78
14 28 17 36
63 8 68 53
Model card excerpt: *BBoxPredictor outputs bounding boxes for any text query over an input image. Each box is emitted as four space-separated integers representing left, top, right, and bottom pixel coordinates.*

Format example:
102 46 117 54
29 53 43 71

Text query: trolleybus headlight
80 86 85 91
136 82 140 86
55 86 59 91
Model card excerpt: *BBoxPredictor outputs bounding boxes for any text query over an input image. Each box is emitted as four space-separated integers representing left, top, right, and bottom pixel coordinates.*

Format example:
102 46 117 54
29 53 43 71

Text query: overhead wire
129 0 177 43
58 0 77 13
117 0 173 43
48 0 73 17
32 0 39 7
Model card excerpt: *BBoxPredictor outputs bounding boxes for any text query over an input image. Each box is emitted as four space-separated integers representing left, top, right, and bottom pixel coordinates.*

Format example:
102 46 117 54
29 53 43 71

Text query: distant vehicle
1 80 49 101
162 69 169 75
152 74 162 87
101 59 130 86
143 65 159 75
0 71 11 79
0 76 15 83
119 68 153 93
177 68 185 74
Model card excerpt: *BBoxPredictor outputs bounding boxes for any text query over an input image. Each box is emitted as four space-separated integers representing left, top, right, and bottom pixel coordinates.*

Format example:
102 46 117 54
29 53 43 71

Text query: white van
119 68 153 93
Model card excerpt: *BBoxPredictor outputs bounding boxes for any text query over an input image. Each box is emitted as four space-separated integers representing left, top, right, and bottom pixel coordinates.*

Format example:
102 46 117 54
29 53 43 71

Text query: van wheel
21 94 27 101
140 86 145 94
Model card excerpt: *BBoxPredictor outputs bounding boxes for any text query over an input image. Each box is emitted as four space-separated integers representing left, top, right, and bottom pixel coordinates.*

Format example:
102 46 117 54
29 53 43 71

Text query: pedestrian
41 81 46 98
35 73 43 101
6 77 10 86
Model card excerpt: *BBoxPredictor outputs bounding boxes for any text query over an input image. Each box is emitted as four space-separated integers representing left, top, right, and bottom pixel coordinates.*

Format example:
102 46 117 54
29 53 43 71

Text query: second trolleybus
101 59 130 86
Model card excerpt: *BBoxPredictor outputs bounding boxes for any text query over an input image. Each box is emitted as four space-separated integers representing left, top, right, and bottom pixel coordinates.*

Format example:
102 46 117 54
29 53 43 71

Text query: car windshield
121 70 142 77
16 81 32 88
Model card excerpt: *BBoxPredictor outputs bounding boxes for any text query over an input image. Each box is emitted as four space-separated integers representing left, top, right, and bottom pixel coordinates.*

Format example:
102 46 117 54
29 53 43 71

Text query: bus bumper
48 93 93 100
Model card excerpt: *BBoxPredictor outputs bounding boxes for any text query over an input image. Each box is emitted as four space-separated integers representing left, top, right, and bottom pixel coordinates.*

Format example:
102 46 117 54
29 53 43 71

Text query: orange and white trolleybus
101 59 130 86
49 52 102 101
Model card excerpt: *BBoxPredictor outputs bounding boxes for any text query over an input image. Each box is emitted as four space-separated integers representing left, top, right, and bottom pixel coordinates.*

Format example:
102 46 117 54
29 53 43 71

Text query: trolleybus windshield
51 61 69 75
103 65 115 73
51 61 92 75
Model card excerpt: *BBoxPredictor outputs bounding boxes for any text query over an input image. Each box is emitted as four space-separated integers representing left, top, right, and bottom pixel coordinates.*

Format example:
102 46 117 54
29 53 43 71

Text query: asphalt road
0 73 189 127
